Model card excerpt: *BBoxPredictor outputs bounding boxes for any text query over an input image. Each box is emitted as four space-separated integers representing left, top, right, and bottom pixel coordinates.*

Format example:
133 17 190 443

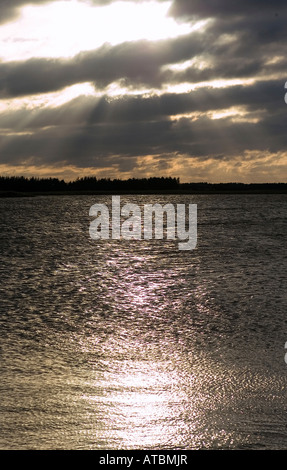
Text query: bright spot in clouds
0 0 192 61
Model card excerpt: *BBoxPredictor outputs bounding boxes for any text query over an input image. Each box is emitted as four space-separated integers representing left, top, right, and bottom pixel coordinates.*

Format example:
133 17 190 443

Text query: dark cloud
1 24 286 100
0 79 283 131
0 32 208 97
1 113 285 168
1 0 287 181
1 77 286 170
168 0 286 20
1 5 287 99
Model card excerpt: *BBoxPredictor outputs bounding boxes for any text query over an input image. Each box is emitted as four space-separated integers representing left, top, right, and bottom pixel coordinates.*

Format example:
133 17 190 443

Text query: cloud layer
0 0 287 182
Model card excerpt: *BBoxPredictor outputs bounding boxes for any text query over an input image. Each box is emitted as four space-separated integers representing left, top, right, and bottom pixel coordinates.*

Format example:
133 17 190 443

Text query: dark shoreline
1 177 286 197
1 188 287 197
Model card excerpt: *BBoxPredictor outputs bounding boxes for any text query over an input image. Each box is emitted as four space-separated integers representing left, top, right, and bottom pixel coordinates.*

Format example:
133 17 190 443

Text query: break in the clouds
0 0 286 182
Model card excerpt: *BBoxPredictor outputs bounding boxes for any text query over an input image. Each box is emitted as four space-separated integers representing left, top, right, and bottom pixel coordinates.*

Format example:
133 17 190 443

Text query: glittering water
0 194 286 450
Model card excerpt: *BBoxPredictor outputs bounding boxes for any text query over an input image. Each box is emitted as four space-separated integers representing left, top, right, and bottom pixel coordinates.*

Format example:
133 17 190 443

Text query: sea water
0 194 286 450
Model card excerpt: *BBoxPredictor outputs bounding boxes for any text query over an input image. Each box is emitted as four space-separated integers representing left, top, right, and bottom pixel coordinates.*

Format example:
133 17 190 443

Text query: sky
0 0 287 183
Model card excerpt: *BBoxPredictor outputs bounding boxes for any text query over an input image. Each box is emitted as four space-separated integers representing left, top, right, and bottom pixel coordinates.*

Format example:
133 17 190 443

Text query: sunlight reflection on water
0 194 287 449
80 358 207 449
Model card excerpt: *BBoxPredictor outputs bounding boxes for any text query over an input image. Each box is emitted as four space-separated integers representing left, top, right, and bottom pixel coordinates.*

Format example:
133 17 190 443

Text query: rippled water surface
0 194 287 450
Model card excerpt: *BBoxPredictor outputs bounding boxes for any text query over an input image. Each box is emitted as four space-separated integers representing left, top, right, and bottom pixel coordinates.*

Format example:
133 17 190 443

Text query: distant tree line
0 176 180 192
0 176 286 193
